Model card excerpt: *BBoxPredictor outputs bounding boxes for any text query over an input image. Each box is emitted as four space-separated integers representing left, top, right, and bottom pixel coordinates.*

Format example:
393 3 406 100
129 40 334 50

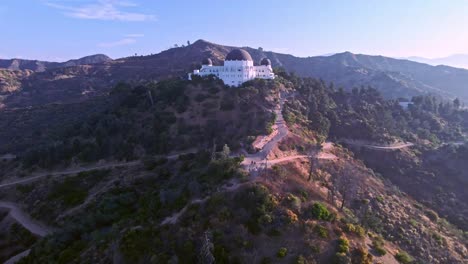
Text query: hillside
0 76 467 264
3 40 468 109
0 42 467 264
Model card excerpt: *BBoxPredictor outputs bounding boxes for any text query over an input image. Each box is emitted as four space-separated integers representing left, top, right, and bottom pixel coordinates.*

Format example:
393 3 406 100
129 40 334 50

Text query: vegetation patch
314 224 329 238
395 250 413 264
372 236 387 256
277 247 288 258
309 202 331 220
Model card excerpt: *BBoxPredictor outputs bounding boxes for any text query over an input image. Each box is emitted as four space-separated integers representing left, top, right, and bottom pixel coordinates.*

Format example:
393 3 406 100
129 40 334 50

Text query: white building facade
189 49 275 87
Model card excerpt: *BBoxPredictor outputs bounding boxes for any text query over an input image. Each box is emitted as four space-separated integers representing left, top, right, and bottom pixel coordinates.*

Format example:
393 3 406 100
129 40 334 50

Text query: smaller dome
202 58 212 65
261 58 271 66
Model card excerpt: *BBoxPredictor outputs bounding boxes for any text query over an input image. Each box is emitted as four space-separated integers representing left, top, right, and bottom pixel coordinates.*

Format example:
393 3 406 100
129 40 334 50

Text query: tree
258 47 264 51
453 98 461 109
328 163 362 210
308 144 323 181
220 144 231 160
198 232 215 264
187 40 191 46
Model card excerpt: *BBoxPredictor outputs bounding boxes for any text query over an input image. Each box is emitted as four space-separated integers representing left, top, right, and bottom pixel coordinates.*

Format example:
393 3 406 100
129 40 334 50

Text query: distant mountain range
2 40 468 108
0 54 112 72
406 54 468 69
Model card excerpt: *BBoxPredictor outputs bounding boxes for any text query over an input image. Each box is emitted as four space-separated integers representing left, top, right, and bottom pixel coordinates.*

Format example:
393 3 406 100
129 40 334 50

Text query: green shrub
286 193 302 211
375 246 386 256
277 247 288 258
395 251 413 264
376 195 385 203
175 241 196 263
372 236 387 256
9 223 37 247
294 255 306 264
344 223 365 237
352 247 373 264
213 244 229 264
314 224 329 238
409 219 418 227
333 252 351 264
425 210 438 222
337 236 349 253
195 93 209 102
57 240 87 264
16 184 34 194
120 229 153 262
431 232 445 245
238 185 277 234
220 97 235 111
246 218 262 235
310 202 331 220
48 178 88 207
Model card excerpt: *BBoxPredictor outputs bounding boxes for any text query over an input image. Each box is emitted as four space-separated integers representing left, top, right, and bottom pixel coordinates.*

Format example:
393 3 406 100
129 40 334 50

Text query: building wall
190 60 275 87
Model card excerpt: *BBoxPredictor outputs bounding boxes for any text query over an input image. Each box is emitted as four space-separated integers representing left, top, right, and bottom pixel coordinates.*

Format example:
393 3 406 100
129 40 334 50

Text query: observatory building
189 49 275 86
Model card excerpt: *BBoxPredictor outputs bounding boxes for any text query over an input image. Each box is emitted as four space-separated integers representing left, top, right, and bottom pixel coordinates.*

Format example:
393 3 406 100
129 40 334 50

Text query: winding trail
363 142 414 150
0 149 198 189
340 139 414 150
242 92 289 167
242 92 338 173
0 201 53 264
0 161 140 189
4 250 31 264
160 179 247 226
0 201 52 237
160 198 209 225
0 151 195 263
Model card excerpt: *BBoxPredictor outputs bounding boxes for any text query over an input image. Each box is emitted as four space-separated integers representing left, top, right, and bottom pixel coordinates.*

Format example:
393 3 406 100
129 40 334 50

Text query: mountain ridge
0 54 112 72
2 39 468 109
407 54 468 69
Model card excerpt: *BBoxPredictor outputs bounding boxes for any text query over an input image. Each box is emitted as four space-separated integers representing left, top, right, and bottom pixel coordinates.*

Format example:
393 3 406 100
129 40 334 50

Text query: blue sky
1 0 468 61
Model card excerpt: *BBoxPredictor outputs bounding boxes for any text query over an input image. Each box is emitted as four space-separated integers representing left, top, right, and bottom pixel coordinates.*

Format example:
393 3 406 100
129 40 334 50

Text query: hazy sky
1 0 468 61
